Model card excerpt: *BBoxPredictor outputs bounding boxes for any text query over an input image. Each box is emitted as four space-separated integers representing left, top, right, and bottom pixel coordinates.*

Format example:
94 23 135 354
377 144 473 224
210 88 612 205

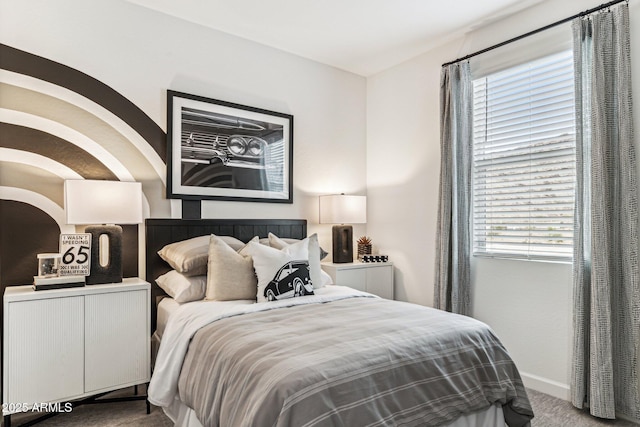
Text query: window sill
472 253 573 265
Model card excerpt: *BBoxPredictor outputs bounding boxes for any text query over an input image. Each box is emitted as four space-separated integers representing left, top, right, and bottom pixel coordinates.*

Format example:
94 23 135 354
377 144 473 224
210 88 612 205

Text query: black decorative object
362 255 389 263
332 225 354 264
86 225 123 285
33 275 85 291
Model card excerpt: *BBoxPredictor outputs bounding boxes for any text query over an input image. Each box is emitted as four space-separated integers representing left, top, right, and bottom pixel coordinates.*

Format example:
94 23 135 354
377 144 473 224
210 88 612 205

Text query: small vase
357 244 372 261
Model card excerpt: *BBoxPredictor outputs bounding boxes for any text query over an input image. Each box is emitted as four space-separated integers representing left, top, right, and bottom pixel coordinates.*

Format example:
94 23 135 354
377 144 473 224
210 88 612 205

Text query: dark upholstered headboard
145 218 307 332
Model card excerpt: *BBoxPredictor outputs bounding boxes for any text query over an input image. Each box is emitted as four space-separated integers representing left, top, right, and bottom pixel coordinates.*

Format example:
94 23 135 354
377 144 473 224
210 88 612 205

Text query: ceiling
126 0 547 76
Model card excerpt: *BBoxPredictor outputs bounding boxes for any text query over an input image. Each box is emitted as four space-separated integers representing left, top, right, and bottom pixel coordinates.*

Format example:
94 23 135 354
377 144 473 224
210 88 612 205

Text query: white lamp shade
64 180 143 225
319 194 366 224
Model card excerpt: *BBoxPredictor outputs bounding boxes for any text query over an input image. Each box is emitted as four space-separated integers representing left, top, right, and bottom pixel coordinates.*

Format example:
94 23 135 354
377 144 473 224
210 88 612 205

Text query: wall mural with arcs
0 43 170 288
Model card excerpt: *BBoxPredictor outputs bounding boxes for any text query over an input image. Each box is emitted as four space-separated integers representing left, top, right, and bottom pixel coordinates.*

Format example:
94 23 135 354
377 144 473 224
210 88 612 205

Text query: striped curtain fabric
571 3 640 420
434 62 472 315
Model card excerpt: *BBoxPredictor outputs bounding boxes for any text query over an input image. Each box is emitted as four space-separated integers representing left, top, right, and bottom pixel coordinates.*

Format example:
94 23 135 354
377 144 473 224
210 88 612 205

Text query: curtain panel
434 62 472 316
571 3 640 420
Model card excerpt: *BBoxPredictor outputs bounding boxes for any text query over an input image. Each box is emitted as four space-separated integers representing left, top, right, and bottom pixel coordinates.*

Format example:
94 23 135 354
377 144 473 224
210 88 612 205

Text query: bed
145 218 533 427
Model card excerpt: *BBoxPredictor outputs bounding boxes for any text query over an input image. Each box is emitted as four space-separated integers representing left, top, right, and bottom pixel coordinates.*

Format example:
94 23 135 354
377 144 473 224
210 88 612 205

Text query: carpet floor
527 389 639 427
4 387 639 426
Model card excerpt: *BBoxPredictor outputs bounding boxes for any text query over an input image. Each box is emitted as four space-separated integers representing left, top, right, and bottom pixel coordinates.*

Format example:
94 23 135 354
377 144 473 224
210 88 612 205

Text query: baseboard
520 371 570 400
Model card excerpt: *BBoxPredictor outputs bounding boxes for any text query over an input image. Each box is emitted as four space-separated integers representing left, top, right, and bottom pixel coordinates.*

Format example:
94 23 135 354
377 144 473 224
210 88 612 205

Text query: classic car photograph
180 107 284 189
167 91 293 202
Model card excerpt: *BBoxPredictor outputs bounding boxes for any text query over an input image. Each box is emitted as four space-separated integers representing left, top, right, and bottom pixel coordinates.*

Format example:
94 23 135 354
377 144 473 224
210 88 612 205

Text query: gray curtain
572 3 640 420
434 62 472 315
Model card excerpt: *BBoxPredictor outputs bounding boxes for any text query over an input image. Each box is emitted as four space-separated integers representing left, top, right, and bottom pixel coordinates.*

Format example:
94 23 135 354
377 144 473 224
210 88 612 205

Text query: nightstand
2 278 150 420
321 262 394 299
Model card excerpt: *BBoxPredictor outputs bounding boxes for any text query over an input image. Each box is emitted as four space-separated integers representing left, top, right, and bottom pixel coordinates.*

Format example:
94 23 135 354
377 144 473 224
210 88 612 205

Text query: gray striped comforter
178 297 533 427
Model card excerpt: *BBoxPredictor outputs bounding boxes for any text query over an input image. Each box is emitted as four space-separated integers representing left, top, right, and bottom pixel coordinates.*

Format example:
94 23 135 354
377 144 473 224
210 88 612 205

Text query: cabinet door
5 296 84 405
84 290 149 392
337 269 367 292
366 266 393 299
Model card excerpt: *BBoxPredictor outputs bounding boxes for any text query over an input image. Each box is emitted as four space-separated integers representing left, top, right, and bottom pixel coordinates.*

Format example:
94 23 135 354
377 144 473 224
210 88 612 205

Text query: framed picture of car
167 90 294 203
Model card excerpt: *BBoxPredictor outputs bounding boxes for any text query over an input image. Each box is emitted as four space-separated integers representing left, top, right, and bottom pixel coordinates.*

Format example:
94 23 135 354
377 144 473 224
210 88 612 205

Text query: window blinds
472 50 576 260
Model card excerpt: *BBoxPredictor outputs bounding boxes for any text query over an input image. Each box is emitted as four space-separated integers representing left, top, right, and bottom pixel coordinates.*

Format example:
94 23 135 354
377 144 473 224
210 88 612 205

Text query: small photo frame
167 90 294 203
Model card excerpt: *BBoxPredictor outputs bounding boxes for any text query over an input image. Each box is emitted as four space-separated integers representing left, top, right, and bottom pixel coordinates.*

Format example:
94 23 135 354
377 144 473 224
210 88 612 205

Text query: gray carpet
527 389 639 427
4 386 171 427
4 387 639 426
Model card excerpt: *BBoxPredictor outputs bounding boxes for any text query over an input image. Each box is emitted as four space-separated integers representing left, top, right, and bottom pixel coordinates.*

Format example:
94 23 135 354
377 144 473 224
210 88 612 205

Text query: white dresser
2 278 150 416
321 262 394 299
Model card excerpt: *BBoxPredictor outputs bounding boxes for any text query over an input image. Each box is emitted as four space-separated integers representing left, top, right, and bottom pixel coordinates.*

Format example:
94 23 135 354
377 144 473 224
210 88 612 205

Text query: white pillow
206 235 258 301
268 233 329 260
268 232 325 289
320 270 333 287
156 270 206 303
240 240 315 302
158 234 245 276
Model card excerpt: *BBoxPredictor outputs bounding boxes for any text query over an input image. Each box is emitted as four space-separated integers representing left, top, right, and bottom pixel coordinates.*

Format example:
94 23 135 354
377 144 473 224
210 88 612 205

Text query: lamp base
86 225 123 285
332 225 353 263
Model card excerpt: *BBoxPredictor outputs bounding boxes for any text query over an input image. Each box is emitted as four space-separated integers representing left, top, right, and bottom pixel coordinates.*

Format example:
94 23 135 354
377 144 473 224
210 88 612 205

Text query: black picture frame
166 90 293 203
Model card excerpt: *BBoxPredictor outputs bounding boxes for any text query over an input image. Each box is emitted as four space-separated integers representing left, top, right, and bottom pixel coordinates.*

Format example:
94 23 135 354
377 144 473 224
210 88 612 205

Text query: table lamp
64 180 143 285
319 194 366 263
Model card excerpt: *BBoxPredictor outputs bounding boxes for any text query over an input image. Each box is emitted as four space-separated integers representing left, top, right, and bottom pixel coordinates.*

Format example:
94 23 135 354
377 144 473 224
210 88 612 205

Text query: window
472 50 576 261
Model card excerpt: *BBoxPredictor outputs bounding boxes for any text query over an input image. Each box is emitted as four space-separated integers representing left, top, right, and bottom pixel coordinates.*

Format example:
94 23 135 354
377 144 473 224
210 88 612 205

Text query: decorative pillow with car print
263 260 313 301
240 239 315 302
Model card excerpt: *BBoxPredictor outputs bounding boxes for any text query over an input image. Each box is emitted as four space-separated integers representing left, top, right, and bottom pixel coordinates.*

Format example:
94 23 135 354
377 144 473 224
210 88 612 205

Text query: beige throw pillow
158 234 245 276
205 235 258 301
155 270 206 303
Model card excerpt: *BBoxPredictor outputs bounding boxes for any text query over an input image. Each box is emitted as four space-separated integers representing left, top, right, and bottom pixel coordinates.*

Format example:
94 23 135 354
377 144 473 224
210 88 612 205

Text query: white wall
0 0 367 249
367 0 640 399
